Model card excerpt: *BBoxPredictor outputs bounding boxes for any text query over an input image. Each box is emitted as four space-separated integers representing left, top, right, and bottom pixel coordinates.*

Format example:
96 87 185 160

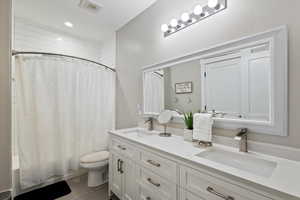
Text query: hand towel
193 113 213 142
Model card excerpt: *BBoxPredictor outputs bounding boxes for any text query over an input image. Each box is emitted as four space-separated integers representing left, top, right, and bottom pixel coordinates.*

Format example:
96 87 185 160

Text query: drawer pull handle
147 160 161 167
117 145 126 150
147 178 160 187
119 160 124 174
117 159 121 173
207 186 235 200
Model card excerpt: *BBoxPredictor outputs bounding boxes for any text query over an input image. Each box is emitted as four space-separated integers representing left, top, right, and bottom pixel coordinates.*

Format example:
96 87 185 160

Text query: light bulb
208 0 219 8
161 24 169 33
193 5 203 15
181 13 190 22
64 21 73 28
170 19 178 28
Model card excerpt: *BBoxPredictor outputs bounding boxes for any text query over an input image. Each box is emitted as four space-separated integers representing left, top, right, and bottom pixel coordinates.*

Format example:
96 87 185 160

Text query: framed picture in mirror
175 82 193 94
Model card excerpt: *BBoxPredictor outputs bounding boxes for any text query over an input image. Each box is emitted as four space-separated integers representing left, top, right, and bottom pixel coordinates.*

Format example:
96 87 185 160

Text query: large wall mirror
143 26 288 136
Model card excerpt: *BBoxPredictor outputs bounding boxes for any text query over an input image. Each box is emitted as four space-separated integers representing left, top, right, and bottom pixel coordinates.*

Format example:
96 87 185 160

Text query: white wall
101 34 116 67
116 0 300 148
14 18 116 68
0 0 12 193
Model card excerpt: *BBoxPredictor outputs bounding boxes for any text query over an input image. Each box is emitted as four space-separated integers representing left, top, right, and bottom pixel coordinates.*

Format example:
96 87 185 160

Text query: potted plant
183 112 193 141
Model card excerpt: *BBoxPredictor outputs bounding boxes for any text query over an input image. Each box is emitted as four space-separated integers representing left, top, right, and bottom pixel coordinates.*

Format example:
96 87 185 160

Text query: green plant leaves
183 112 193 130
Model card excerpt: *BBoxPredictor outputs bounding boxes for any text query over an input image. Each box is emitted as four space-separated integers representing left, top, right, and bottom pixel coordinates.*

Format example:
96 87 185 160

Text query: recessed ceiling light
64 21 73 28
56 37 63 41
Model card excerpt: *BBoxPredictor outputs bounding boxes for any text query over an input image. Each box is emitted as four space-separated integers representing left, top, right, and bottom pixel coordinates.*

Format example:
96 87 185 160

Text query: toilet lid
80 151 109 163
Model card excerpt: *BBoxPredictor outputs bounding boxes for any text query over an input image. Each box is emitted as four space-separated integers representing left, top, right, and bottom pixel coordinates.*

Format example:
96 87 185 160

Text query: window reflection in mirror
143 70 164 114
201 44 271 122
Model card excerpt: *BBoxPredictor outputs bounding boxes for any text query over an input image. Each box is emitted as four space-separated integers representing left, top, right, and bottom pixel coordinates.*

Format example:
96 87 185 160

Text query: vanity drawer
138 167 177 200
140 150 177 182
111 139 139 160
137 184 171 200
180 166 272 200
180 189 205 200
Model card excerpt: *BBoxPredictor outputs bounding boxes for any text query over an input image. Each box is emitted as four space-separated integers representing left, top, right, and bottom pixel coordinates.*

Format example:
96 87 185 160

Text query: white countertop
109 128 300 199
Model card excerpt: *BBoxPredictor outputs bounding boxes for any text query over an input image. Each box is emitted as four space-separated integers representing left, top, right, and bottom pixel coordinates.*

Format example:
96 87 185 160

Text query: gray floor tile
57 175 109 200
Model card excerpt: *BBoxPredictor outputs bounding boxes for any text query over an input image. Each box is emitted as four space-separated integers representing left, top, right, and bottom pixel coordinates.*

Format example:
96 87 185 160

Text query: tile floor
58 175 118 200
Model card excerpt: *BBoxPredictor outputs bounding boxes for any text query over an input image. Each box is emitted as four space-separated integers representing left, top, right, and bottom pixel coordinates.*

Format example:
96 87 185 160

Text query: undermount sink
121 128 156 137
196 147 277 178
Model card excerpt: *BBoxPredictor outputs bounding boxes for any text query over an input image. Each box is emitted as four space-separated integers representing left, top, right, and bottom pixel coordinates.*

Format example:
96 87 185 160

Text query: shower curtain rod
12 50 116 72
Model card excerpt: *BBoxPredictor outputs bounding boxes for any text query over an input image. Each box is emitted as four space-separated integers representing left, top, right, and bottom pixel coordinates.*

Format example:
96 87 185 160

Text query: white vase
183 129 193 142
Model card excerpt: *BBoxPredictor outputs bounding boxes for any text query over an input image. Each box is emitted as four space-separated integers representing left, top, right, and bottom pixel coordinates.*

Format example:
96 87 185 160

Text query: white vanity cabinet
110 153 137 200
109 133 297 200
109 139 138 200
110 153 123 197
109 137 177 200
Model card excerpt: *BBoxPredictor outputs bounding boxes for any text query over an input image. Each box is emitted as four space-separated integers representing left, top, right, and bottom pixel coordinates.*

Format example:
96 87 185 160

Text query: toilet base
87 166 108 187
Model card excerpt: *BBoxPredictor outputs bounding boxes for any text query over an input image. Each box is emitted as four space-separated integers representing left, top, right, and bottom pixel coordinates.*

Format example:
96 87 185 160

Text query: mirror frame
142 26 288 136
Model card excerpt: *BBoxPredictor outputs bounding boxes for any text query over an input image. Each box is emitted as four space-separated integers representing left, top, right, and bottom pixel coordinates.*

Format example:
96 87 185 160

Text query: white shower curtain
144 72 164 114
15 55 115 189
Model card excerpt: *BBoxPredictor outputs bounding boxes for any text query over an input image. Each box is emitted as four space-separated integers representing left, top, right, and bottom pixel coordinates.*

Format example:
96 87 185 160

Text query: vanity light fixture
161 0 227 37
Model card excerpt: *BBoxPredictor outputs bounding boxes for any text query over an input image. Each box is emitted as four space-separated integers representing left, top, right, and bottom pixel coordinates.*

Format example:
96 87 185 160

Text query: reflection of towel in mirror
193 113 213 142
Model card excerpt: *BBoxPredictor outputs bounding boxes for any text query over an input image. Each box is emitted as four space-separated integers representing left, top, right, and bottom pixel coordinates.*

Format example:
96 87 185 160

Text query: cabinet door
137 184 169 200
123 158 137 200
110 153 123 198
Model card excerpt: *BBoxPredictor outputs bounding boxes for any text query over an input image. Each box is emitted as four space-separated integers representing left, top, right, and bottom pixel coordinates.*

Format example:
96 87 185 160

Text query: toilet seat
80 159 108 168
80 151 109 169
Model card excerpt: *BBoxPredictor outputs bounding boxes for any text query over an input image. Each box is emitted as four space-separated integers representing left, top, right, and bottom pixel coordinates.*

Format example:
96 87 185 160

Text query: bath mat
14 181 71 200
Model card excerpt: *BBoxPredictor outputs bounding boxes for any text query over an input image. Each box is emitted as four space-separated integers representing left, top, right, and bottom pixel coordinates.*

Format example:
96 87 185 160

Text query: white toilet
80 151 109 187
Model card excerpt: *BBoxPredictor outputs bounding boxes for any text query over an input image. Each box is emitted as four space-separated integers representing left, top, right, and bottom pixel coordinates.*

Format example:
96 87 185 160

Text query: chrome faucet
234 128 248 152
144 117 154 131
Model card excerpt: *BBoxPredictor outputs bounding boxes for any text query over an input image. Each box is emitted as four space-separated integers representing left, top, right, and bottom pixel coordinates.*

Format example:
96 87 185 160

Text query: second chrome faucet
234 128 248 152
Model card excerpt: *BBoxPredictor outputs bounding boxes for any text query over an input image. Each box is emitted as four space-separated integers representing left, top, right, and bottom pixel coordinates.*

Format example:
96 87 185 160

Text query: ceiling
14 0 157 42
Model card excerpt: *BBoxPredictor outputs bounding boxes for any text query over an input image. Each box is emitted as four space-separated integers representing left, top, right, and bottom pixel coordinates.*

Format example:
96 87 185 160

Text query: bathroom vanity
108 128 300 200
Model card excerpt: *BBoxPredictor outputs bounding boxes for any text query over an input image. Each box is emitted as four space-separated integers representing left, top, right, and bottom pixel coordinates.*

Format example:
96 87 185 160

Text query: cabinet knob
146 197 151 200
